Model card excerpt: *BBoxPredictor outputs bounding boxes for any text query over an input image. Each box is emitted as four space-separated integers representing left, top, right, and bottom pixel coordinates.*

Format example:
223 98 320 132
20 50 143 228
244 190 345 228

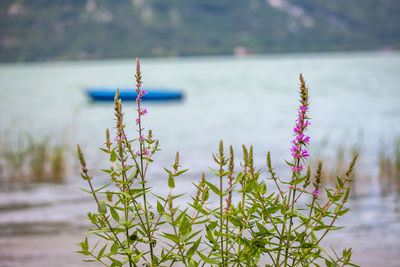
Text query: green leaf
100 168 111 174
311 230 317 243
314 225 328 231
109 258 123 267
176 169 189 176
79 187 92 194
230 217 242 228
80 174 90 180
133 251 143 263
168 174 175 188
163 168 173 176
98 244 107 258
98 199 107 214
208 220 218 230
110 242 118 254
75 250 90 255
157 201 164 214
290 173 307 185
208 167 221 177
256 222 267 234
83 237 89 250
161 232 179 243
198 252 219 264
187 238 201 258
188 258 197 267
330 226 345 231
99 148 110 153
110 207 120 222
179 216 191 236
337 176 344 187
164 214 173 224
285 160 295 167
337 208 349 216
204 181 222 196
94 183 111 193
325 258 339 267
110 150 117 162
267 206 280 214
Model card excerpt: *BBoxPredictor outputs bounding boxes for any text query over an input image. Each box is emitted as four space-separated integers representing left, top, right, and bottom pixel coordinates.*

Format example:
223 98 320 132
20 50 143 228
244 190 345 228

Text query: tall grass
318 145 361 195
379 139 400 195
0 134 67 183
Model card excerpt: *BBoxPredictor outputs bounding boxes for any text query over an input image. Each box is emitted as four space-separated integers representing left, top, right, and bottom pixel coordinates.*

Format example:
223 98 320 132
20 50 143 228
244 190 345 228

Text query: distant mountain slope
0 0 399 62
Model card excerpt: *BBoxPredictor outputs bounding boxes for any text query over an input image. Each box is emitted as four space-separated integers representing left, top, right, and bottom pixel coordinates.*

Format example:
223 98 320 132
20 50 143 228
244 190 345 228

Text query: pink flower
293 133 310 145
300 150 310 159
140 108 148 115
299 106 308 112
136 149 149 156
113 135 126 142
290 145 309 159
312 189 319 197
291 165 304 172
135 89 148 102
225 198 230 212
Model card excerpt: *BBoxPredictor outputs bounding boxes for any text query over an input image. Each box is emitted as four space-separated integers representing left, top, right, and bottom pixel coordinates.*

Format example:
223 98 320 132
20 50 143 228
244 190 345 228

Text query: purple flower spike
289 74 310 173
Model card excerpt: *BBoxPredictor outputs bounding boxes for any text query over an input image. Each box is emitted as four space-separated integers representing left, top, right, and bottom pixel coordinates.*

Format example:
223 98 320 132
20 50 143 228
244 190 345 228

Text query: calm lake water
0 51 399 266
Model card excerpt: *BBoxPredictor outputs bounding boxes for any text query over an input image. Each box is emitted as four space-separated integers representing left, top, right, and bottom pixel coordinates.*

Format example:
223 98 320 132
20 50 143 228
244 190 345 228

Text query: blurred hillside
1 0 399 62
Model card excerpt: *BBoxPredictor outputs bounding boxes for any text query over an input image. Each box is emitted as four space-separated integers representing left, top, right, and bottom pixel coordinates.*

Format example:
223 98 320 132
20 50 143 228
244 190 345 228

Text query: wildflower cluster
77 62 357 267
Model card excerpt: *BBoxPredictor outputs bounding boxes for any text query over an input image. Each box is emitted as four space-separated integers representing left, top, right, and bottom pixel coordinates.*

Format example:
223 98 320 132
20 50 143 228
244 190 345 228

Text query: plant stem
170 206 188 267
219 161 225 266
284 159 301 266
136 90 154 265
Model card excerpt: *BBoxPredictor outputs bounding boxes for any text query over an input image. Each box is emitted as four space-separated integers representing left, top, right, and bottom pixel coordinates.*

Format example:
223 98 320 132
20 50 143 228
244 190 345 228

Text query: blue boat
86 87 183 102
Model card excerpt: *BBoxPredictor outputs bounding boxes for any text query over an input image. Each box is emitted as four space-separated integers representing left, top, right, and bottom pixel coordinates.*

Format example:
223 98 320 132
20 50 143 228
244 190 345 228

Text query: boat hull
86 88 183 102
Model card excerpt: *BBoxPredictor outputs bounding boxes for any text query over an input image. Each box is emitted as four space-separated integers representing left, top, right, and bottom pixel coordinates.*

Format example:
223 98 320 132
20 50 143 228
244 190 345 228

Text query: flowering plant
76 59 357 266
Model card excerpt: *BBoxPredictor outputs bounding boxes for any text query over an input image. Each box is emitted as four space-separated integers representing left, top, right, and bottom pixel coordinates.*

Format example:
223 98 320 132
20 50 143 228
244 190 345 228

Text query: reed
316 144 361 196
0 134 68 183
50 145 66 182
378 139 400 195
77 59 357 266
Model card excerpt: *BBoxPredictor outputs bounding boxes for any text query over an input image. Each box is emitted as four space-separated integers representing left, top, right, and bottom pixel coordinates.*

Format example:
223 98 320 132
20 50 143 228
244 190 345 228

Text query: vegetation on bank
76 59 358 266
379 139 400 195
1 0 399 62
0 134 67 183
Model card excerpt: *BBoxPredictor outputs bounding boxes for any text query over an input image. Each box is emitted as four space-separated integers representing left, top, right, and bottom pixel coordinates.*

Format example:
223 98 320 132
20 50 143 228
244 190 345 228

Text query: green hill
1 0 399 62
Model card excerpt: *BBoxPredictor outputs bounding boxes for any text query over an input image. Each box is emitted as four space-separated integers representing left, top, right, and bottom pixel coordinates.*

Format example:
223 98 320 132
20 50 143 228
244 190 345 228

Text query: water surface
0 51 399 266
